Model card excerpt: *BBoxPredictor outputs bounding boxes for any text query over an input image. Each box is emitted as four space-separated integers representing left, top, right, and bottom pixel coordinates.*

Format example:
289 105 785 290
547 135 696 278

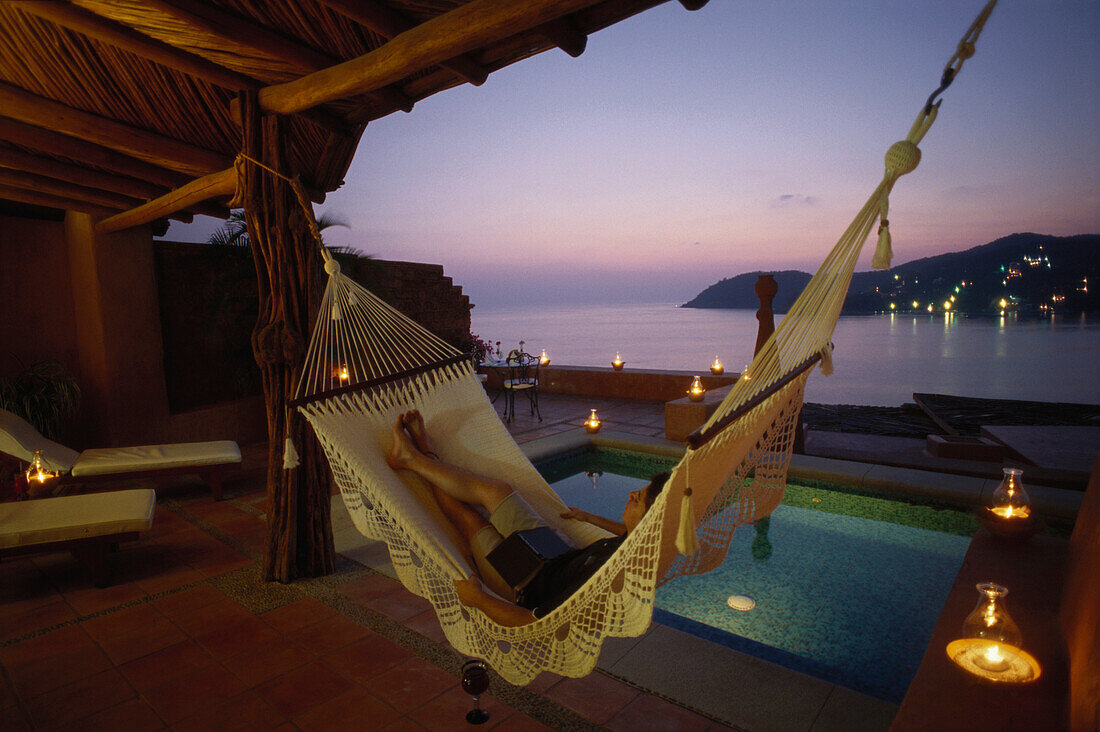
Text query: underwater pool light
727 595 756 612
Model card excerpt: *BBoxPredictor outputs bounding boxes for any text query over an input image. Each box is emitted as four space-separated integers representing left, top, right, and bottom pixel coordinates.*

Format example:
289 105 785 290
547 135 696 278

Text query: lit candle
990 467 1032 520
539 349 550 366
337 365 350 383
611 353 624 371
710 356 724 375
584 409 601 433
25 450 53 485
975 642 1011 672
688 375 705 402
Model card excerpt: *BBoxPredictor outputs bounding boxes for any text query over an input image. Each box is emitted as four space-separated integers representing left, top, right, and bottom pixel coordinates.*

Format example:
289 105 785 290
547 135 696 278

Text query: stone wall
368 259 472 347
153 246 474 415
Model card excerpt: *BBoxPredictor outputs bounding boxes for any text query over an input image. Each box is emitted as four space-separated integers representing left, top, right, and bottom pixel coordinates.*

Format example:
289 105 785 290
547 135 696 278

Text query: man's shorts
469 493 574 601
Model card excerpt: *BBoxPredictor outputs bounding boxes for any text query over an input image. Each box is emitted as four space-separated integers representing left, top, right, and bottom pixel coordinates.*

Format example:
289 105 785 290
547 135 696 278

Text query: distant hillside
682 233 1099 315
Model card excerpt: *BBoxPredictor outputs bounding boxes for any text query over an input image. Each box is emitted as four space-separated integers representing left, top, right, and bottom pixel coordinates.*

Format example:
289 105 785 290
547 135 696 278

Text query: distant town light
911 301 919 309
999 298 1008 308
927 304 934 312
889 302 896 310
943 301 952 310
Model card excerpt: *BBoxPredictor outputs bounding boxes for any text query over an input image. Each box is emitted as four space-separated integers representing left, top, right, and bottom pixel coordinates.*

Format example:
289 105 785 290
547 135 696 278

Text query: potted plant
0 358 81 441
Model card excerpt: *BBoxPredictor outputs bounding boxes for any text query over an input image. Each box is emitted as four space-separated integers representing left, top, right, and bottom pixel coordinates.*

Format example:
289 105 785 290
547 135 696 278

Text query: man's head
622 471 671 532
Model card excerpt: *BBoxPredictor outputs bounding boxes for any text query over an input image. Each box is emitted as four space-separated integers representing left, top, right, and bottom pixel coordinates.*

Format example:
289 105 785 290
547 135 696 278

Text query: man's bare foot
402 409 433 455
387 417 418 470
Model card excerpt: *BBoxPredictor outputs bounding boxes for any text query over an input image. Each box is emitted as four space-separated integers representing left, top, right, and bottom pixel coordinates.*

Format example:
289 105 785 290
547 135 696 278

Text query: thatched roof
0 0 704 231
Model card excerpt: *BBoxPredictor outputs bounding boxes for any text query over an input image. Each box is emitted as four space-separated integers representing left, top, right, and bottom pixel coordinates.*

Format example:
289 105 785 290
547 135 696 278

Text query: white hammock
289 2 996 685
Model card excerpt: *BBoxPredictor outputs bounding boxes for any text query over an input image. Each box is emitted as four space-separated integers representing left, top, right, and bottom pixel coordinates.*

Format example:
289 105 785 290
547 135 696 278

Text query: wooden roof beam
317 0 489 86
0 116 187 189
147 0 414 113
0 82 229 177
0 183 118 219
0 168 141 212
13 1 356 136
97 167 236 234
0 145 167 201
536 17 587 58
246 0 608 117
13 1 258 92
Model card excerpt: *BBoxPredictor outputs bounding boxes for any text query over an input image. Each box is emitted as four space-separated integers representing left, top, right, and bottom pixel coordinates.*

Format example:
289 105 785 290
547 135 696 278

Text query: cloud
770 194 818 208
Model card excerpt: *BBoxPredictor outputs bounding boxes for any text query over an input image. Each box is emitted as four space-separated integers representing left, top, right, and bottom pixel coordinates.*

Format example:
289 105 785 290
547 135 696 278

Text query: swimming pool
536 448 975 703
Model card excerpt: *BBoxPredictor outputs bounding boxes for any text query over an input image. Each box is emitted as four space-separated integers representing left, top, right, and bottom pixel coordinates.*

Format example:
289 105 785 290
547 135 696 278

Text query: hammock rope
251 0 998 685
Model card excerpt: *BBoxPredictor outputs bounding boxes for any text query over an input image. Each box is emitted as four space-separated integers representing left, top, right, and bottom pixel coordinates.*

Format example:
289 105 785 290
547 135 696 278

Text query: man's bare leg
395 411 514 600
388 417 512 514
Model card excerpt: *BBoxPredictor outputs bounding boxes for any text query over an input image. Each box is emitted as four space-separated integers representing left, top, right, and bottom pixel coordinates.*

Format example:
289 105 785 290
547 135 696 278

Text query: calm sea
471 302 1100 406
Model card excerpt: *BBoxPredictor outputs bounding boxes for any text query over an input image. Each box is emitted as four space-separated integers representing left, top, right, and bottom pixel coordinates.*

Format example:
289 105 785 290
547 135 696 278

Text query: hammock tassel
283 437 300 470
675 487 699 555
872 218 893 270
818 342 834 376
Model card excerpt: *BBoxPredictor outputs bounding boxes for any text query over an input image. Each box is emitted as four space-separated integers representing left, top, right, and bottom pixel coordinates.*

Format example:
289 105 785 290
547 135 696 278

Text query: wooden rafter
0 183 119 219
536 17 588 58
0 167 140 211
316 0 489 86
96 167 236 234
0 117 188 189
0 83 229 177
14 1 356 137
247 0 608 117
0 146 166 201
145 0 414 113
13 1 258 91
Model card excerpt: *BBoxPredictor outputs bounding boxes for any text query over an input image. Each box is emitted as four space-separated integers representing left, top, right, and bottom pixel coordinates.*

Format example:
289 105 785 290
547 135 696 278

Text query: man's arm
560 507 626 536
455 577 536 626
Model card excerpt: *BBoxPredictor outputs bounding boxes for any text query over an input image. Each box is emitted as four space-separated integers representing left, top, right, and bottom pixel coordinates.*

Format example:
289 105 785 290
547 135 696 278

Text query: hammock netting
283 2 996 685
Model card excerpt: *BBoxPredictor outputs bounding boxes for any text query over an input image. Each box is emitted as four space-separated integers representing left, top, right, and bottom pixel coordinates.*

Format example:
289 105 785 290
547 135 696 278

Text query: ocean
471 302 1100 406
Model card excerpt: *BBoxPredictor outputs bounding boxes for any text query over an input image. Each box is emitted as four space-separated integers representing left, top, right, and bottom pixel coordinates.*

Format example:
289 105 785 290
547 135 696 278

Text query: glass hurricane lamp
25 450 54 485
584 409 601 433
336 364 350 383
611 353 624 371
688 376 705 402
977 467 1040 541
539 349 550 366
946 582 1040 683
710 356 724 375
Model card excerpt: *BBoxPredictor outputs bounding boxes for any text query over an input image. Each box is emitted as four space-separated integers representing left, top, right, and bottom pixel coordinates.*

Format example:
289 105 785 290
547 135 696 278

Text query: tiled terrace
2 395 736 731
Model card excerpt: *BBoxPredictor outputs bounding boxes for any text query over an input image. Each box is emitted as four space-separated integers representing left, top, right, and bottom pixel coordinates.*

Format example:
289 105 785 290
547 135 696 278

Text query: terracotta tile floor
1 396 735 730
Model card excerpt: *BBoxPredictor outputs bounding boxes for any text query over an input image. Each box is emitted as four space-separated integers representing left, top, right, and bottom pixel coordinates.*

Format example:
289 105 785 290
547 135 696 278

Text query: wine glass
461 659 490 724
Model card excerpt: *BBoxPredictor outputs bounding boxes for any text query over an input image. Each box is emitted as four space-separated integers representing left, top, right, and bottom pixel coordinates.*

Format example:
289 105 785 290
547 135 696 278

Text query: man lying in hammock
389 410 669 626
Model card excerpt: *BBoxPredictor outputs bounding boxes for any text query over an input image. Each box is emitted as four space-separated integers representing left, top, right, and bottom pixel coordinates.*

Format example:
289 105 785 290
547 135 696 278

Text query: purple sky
163 1 1099 306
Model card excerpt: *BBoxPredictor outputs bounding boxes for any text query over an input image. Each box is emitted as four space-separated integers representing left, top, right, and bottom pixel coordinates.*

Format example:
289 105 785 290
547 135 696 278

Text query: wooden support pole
754 274 778 357
245 0 605 116
236 91 334 582
317 0 489 85
96 168 236 234
0 82 230 177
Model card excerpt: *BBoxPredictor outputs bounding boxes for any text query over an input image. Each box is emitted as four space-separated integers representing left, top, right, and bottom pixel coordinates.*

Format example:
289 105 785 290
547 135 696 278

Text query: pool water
537 448 975 703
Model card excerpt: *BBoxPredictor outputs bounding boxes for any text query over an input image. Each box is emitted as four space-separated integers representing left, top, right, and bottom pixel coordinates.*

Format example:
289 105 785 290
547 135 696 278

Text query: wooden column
753 274 777 356
237 92 334 582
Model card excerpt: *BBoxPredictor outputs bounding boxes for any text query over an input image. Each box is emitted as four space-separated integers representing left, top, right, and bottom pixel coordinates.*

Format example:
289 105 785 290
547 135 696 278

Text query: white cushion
71 440 241 477
0 489 155 549
0 408 79 473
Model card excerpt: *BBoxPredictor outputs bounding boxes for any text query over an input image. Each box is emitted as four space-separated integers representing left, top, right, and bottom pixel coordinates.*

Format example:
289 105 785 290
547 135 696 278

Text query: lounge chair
0 408 241 500
0 489 155 587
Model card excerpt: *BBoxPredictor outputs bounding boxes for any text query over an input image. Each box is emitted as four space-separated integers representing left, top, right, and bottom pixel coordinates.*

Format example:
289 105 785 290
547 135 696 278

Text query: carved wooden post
238 92 335 582
754 274 777 356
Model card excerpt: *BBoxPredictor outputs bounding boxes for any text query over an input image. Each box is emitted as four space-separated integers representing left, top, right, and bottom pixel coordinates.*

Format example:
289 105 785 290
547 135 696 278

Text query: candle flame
985 644 1004 664
991 505 1031 519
